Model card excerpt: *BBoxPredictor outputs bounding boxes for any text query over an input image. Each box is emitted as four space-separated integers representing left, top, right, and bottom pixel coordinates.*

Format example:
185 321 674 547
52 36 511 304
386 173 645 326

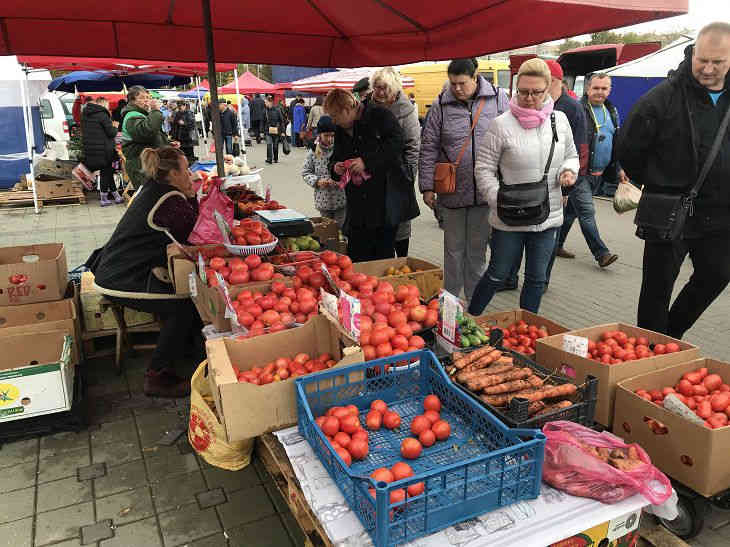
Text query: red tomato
704 374 723 392
711 393 730 412
352 430 369 443
408 336 426 350
371 399 388 413
315 416 327 428
383 410 401 430
665 342 680 353
371 467 394 483
391 335 409 351
322 417 340 436
432 420 451 441
423 395 441 413
376 342 393 358
335 446 352 466
407 482 425 497
423 410 440 424
334 432 351 448
410 415 431 436
678 379 694 397
390 489 406 505
400 438 423 459
391 462 414 481
418 429 436 447
697 400 713 419
653 343 666 355
636 336 649 346
348 439 369 461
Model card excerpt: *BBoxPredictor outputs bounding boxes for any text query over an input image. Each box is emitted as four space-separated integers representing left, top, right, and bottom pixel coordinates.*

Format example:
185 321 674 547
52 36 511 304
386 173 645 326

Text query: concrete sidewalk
0 139 728 546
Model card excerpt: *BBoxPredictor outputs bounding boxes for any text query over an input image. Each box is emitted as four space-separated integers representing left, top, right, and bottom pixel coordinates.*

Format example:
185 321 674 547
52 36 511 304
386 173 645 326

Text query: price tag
319 288 338 318
320 263 339 294
265 184 272 202
216 273 237 323
338 292 361 341
562 334 589 358
188 273 197 297
197 253 207 284
437 289 461 345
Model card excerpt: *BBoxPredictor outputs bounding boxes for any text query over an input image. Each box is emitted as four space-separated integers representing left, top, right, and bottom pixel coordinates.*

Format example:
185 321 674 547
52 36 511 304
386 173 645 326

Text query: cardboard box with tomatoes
614 359 730 497
475 309 571 358
205 314 364 440
353 257 442 300
536 323 700 427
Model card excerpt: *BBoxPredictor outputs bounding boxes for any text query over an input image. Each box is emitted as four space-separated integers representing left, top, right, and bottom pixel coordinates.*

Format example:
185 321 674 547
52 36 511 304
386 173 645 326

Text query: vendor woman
93 146 202 398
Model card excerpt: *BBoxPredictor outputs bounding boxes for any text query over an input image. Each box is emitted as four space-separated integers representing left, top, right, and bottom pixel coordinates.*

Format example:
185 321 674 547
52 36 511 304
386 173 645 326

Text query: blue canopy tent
0 56 48 195
48 70 191 93
179 85 208 98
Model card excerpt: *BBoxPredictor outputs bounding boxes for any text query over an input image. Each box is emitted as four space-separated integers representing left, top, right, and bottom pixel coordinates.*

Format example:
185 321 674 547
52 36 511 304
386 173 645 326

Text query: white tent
604 34 695 119
0 56 51 211
290 67 414 93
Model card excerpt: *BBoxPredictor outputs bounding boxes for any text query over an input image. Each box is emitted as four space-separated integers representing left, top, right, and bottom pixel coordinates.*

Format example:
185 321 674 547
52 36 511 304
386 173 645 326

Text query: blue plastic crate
295 350 546 547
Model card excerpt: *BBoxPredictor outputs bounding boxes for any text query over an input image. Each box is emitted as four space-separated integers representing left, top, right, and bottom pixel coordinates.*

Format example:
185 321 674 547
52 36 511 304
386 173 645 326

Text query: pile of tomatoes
234 351 337 384
231 283 320 337
491 320 549 356
587 330 681 365
205 253 279 286
316 405 370 466
370 462 424 501
635 366 730 429
229 219 276 247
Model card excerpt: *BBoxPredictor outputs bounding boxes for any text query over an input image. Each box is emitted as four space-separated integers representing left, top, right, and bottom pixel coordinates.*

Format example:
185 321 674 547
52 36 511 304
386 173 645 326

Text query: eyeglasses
516 88 547 98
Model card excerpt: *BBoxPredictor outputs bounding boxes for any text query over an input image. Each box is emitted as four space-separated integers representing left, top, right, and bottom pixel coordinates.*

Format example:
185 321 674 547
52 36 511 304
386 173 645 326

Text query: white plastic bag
613 181 642 214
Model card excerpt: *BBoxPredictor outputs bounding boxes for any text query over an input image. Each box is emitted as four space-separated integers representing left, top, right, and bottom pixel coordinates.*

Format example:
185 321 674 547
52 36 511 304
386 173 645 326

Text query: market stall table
258 426 653 547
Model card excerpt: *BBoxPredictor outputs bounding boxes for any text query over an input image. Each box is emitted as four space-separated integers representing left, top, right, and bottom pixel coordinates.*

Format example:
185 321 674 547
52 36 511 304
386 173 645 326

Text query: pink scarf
338 158 371 189
509 96 554 129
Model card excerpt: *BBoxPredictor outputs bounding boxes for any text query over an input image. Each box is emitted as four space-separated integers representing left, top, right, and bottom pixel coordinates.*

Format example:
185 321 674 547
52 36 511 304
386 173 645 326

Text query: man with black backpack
618 22 730 339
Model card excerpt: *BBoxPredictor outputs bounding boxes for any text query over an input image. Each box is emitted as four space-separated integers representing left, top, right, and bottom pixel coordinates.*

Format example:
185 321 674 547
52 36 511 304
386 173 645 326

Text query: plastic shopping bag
613 180 642 214
188 177 234 245
542 421 672 504
72 163 98 191
188 361 253 470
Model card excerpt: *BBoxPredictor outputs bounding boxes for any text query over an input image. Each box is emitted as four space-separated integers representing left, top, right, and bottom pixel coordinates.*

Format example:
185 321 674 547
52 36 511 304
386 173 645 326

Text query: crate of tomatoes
295 350 545 547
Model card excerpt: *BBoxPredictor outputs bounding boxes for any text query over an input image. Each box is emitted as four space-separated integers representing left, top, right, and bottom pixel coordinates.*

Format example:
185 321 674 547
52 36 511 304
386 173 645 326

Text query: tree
559 38 584 53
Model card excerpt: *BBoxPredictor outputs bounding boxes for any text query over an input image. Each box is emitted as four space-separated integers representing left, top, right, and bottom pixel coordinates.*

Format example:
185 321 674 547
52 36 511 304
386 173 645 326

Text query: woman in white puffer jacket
469 58 578 315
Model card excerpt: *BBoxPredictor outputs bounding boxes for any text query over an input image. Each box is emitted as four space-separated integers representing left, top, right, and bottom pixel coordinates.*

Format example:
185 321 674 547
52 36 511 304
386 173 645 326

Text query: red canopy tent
16 56 235 76
217 71 275 94
1 0 687 180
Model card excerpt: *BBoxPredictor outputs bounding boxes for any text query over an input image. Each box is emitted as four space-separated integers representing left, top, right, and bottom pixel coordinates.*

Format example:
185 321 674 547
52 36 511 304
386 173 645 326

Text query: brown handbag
433 96 487 194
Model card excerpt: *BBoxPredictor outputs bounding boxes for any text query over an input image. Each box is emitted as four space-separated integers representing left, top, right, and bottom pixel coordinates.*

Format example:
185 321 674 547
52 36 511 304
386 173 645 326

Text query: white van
39 92 70 160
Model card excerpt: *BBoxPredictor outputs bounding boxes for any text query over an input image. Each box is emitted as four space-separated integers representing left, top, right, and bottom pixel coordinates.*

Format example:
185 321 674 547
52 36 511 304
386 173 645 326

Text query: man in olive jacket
618 23 730 339
120 86 169 189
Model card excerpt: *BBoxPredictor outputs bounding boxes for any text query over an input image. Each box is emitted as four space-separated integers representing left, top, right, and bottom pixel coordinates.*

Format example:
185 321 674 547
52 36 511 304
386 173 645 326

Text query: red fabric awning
217 71 275 94
17 56 235 76
1 1 688 68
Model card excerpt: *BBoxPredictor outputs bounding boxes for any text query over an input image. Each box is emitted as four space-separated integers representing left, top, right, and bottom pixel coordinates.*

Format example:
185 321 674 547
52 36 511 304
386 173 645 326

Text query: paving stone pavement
1 139 728 546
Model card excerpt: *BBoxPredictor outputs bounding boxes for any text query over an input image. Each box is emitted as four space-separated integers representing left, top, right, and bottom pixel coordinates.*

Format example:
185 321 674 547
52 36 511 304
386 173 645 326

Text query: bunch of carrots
448 346 577 417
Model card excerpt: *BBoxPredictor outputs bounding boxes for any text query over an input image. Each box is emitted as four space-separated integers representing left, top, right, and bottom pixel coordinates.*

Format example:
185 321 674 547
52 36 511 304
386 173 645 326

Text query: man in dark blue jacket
218 102 239 154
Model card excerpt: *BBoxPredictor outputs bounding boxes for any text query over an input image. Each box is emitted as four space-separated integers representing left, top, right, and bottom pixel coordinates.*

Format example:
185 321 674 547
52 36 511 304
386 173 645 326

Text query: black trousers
252 120 264 142
107 296 203 370
347 225 397 263
394 238 409 258
99 164 116 193
638 235 730 339
266 134 280 162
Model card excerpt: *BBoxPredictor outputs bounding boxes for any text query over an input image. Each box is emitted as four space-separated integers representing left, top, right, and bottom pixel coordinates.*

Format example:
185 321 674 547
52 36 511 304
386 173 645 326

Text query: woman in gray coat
419 59 510 301
371 67 421 257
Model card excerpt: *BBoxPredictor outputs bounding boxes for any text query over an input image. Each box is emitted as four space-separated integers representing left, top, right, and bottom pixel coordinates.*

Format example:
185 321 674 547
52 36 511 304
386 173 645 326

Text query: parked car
40 92 70 159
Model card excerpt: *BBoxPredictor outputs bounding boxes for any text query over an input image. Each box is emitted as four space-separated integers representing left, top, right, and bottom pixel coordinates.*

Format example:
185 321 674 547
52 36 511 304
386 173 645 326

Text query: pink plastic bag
542 421 672 505
188 177 234 245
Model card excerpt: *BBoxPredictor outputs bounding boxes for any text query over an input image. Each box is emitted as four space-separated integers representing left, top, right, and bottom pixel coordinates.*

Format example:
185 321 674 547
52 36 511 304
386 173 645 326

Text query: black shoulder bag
635 103 730 241
497 113 557 226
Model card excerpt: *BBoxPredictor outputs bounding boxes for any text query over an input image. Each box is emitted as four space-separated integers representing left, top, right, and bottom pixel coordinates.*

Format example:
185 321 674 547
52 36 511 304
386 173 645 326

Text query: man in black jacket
218 102 239 154
264 95 285 164
82 97 120 205
250 94 266 144
326 89 415 262
618 22 730 339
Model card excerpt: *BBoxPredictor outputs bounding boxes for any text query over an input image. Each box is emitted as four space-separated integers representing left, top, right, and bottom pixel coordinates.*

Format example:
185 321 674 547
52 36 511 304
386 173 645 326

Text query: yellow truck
399 59 511 118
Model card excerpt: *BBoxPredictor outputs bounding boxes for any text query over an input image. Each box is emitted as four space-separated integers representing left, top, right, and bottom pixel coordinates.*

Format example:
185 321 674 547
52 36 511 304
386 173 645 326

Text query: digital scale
255 209 314 237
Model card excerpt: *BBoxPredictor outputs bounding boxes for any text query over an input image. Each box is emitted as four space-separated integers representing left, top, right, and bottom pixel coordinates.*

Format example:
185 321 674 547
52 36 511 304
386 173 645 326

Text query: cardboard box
0 243 68 306
322 237 347 255
549 511 641 547
205 315 364 441
80 272 155 332
354 257 443 300
34 179 81 199
310 216 339 242
166 243 230 297
613 358 730 497
0 283 81 364
536 323 700 427
474 309 570 337
0 331 74 422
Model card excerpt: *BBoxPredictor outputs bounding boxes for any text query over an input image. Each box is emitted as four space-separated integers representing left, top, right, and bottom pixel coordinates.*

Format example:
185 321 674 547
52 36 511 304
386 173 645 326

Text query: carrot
481 389 538 407
452 346 495 369
456 363 515 383
462 365 516 389
459 368 531 389
460 355 496 373
528 401 546 416
483 379 532 395
534 400 573 416
527 375 544 388
481 383 577 406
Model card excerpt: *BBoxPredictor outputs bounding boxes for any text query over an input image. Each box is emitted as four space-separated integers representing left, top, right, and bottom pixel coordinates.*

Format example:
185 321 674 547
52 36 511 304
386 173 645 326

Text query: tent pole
201 0 224 176
20 68 40 214
196 76 208 141
232 67 246 160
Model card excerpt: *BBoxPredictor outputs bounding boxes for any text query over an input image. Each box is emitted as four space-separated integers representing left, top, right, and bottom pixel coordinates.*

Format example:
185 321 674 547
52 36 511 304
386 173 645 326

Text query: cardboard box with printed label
205 315 363 441
80 272 155 332
0 331 74 422
354 257 442 300
613 358 730 497
536 323 699 427
0 243 68 306
0 282 81 364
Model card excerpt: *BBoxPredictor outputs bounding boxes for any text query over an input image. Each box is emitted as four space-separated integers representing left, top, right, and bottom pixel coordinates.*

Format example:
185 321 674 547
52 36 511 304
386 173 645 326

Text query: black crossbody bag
497 113 557 226
635 103 730 241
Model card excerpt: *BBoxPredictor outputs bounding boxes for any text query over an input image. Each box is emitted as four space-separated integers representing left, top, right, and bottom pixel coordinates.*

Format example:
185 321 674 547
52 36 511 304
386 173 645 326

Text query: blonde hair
140 147 184 182
323 89 358 116
370 67 403 98
516 58 551 88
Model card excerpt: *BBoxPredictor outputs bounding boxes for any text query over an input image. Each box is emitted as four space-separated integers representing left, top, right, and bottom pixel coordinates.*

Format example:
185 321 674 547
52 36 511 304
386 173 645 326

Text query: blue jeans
558 176 610 260
469 228 558 315
224 135 233 154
